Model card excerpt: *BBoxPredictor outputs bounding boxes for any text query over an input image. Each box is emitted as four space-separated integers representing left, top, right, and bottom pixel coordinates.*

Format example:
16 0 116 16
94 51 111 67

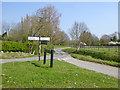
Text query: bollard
50 49 53 67
44 48 46 64
108 46 110 51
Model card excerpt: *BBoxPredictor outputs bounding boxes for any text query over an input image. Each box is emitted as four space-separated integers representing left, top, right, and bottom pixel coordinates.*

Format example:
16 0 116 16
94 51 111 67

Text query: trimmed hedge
62 48 119 62
77 49 119 62
1 41 54 54
62 48 76 54
1 41 28 52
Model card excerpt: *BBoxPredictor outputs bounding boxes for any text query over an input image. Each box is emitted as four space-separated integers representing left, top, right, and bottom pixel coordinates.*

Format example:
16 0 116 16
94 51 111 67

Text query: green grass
1 52 46 59
80 47 119 56
54 45 70 49
71 54 119 67
1 45 67 59
2 60 118 88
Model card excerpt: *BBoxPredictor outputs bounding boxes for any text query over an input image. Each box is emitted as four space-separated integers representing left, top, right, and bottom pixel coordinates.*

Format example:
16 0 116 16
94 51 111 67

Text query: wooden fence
79 46 120 52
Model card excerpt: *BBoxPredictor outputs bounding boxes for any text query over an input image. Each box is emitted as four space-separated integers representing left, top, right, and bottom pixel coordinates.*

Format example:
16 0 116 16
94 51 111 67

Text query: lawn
2 60 118 88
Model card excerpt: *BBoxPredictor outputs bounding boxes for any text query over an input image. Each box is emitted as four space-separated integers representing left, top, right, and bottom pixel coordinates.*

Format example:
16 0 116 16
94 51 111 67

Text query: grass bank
1 52 45 59
1 45 68 59
62 48 119 67
2 60 118 88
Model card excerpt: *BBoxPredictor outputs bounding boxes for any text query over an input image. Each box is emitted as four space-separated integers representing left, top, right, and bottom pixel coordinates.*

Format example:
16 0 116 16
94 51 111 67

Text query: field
80 46 119 55
2 60 118 88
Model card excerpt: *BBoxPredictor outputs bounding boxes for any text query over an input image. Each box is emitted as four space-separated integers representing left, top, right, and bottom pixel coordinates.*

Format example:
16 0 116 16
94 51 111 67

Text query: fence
44 48 54 67
79 46 120 52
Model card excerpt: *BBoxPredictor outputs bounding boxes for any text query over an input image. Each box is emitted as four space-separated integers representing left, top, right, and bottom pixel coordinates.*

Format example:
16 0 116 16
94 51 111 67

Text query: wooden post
44 48 46 64
108 46 110 51
50 49 53 67
115 46 117 52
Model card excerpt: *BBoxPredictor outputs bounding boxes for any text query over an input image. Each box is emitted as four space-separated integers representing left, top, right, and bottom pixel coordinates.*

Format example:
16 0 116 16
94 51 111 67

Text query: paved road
0 56 50 63
1 47 119 78
54 48 119 79
0 47 70 63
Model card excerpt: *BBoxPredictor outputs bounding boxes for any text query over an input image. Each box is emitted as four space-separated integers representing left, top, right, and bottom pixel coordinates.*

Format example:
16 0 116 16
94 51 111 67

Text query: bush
41 42 54 53
62 48 76 54
29 41 54 54
1 40 55 54
62 48 119 62
1 41 28 52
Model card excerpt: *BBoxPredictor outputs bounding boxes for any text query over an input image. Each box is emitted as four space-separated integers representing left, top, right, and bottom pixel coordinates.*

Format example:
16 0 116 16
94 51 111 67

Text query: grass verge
62 48 119 67
1 52 49 59
2 60 118 88
71 54 119 67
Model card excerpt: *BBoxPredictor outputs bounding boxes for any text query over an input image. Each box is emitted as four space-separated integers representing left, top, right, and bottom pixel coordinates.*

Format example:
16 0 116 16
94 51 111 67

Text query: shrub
1 40 55 54
1 41 28 52
62 48 76 54
62 48 119 62
77 49 119 62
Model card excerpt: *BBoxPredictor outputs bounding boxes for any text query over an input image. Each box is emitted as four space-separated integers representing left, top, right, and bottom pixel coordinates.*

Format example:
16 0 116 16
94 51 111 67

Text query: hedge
62 48 119 62
77 49 119 62
1 41 28 52
1 41 54 54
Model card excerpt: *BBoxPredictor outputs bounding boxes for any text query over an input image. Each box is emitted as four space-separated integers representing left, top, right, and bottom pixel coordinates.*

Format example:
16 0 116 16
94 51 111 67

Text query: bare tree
52 30 70 45
2 22 15 35
36 5 61 44
70 22 89 50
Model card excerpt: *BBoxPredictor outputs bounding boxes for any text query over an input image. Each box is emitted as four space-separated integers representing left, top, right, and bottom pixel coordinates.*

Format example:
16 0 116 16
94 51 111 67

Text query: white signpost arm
28 36 50 62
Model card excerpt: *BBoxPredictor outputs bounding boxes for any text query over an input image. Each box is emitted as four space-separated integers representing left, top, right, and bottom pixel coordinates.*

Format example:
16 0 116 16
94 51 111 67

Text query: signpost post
39 36 41 62
28 36 50 62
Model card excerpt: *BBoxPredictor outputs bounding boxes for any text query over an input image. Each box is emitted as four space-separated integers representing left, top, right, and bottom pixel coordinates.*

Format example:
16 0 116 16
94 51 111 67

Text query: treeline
69 21 119 50
1 5 119 51
2 5 70 46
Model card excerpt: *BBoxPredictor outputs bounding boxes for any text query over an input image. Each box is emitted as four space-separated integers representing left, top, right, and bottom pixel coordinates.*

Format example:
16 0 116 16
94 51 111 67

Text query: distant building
108 41 120 45
80 42 86 46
